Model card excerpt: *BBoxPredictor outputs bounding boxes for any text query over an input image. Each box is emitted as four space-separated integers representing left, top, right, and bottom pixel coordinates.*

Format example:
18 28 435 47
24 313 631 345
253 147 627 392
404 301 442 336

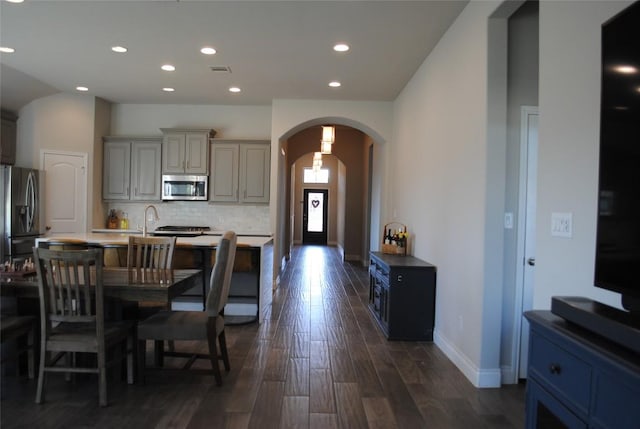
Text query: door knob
527 257 535 266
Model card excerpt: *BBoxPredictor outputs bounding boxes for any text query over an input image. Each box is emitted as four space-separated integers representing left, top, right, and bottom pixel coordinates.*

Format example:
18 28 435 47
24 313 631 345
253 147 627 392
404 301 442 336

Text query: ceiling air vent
209 66 232 73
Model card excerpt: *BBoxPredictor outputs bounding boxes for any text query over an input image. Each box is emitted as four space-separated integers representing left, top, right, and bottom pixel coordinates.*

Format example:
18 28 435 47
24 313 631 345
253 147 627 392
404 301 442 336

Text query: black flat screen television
595 0 640 312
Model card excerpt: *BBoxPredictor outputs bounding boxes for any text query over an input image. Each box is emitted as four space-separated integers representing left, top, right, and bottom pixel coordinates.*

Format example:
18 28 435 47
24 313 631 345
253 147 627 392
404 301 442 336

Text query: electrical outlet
551 212 573 238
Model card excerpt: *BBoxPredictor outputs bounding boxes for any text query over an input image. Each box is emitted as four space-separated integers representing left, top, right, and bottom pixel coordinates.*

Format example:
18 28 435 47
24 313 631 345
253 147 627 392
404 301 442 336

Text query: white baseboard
434 329 502 388
225 303 258 316
501 364 517 385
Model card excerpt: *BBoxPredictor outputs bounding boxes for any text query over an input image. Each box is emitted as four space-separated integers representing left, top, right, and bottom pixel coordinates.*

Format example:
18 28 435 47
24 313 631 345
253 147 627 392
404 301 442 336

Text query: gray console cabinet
368 251 436 341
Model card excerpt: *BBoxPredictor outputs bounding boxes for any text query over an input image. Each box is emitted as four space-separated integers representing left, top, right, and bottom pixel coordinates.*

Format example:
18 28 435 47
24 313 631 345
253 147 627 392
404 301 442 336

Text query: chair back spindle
127 236 176 270
35 248 104 328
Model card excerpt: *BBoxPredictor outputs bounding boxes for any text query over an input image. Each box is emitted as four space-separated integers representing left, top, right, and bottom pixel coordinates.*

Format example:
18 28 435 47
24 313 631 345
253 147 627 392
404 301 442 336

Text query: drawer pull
549 364 562 375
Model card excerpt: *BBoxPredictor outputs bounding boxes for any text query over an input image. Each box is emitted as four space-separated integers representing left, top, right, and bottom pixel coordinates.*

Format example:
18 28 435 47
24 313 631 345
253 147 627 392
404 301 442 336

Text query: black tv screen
595 1 640 311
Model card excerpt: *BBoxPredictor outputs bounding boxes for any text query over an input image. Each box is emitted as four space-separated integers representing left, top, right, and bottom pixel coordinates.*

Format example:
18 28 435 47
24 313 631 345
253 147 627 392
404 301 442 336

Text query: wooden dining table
0 268 203 304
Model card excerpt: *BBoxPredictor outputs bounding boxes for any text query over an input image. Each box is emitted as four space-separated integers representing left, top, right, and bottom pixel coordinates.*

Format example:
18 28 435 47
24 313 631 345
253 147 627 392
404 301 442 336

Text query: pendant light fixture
312 151 323 172
321 125 335 154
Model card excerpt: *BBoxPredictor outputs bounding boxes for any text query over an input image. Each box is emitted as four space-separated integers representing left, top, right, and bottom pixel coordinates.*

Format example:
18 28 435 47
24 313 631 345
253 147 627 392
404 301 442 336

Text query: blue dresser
524 311 640 429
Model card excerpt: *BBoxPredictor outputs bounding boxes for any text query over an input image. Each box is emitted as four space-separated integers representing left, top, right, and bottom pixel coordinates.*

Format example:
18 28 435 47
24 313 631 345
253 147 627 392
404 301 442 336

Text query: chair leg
127 332 135 385
98 351 107 407
153 340 164 367
65 353 72 382
206 331 222 386
137 340 146 384
27 327 35 379
218 330 230 372
35 348 47 404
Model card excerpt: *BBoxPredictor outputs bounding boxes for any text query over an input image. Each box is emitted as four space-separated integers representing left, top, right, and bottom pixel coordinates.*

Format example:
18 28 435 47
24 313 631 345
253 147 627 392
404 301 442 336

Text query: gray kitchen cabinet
210 143 239 202
103 136 162 201
160 128 214 174
210 140 270 204
1 110 17 165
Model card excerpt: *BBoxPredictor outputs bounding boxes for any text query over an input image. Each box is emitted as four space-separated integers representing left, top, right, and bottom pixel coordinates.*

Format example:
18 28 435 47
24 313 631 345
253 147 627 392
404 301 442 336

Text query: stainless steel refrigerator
1 165 45 263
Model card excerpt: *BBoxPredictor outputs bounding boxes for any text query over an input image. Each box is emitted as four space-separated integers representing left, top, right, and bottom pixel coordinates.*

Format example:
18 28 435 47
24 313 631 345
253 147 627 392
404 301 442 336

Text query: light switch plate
551 212 573 238
504 212 513 229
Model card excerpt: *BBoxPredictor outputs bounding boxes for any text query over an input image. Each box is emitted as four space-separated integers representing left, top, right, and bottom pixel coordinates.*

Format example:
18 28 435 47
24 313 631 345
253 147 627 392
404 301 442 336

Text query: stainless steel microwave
161 175 208 201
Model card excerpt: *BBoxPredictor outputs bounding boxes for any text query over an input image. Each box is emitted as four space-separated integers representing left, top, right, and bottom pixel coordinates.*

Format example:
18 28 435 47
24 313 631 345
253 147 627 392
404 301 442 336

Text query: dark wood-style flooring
1 245 525 428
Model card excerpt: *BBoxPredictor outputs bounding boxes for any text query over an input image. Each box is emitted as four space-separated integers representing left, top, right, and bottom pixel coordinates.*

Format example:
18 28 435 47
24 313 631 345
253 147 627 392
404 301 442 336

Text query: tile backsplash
105 202 270 234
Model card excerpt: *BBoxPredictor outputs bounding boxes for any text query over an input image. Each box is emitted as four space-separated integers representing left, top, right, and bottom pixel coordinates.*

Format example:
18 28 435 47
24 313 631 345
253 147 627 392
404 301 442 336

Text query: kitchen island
37 232 274 323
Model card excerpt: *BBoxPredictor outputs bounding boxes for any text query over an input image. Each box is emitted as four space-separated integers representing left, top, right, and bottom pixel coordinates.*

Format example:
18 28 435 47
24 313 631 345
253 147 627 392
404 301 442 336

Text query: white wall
391 1 504 387
17 93 96 169
110 104 271 139
17 93 102 231
500 0 539 382
535 0 632 310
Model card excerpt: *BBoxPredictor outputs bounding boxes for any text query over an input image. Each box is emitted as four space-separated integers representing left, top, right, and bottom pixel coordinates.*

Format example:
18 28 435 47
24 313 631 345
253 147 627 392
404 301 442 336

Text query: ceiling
0 0 468 113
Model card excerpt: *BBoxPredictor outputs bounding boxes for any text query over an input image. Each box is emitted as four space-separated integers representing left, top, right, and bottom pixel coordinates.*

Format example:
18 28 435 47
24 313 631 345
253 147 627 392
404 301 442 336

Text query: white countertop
40 232 273 248
92 228 272 237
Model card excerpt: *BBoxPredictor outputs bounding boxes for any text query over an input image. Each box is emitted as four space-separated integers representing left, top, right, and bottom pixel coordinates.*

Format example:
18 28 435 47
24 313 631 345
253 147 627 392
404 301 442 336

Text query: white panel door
41 151 87 233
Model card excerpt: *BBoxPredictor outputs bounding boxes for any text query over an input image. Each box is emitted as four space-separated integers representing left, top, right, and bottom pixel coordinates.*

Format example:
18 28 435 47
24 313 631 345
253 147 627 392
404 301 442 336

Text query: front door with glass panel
303 189 328 244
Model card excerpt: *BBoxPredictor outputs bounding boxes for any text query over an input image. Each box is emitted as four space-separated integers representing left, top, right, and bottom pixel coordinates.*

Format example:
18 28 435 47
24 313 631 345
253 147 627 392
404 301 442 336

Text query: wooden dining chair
127 235 177 327
137 231 237 385
127 235 176 270
32 247 136 407
0 314 36 379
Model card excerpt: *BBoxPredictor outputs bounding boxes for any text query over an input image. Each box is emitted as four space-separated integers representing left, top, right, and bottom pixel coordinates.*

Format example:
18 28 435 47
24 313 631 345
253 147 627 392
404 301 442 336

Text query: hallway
1 245 525 428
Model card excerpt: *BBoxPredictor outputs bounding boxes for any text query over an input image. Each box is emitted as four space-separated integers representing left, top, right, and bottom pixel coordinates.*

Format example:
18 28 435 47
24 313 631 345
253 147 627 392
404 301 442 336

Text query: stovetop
155 226 211 232
152 226 212 236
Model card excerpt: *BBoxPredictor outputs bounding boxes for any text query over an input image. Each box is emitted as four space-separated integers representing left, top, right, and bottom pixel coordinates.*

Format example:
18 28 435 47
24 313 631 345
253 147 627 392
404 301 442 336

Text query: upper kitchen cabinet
210 140 270 204
160 128 215 174
103 136 162 201
1 110 17 165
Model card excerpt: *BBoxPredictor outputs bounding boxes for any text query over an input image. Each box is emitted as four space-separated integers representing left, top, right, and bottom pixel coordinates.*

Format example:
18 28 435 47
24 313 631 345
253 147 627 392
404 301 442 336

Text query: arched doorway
281 124 373 265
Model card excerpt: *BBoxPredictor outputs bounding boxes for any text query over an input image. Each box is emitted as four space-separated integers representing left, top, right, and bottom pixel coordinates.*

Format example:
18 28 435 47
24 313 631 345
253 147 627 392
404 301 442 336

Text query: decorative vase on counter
107 209 119 229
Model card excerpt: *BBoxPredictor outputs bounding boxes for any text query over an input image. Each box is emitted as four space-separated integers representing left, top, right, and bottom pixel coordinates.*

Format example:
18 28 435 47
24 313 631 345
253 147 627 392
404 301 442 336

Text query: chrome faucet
142 204 159 237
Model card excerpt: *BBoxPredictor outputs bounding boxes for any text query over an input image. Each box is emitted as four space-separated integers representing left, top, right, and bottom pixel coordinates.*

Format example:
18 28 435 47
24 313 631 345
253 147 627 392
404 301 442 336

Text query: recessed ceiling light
229 87 241 93
161 64 176 72
76 86 89 92
162 87 175 92
613 65 638 74
200 47 217 55
328 81 341 88
111 46 127 53
333 43 350 52
6 0 24 3
0 47 15 53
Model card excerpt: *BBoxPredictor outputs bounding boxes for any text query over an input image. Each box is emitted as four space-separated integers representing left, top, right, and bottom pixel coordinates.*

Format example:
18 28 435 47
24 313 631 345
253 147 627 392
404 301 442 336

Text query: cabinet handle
549 364 562 374
397 274 403 282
